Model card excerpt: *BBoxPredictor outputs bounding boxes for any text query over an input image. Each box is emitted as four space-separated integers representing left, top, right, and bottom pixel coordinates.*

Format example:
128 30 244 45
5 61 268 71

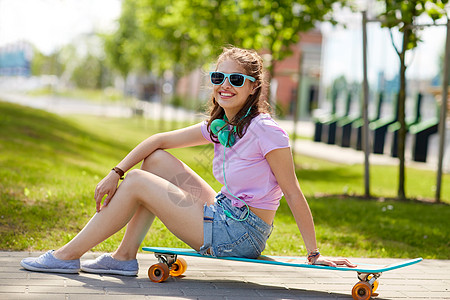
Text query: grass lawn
0 100 449 259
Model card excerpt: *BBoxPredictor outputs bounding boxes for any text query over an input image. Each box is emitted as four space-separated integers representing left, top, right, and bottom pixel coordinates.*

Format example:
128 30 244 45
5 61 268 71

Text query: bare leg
54 150 216 260
112 205 155 260
113 150 214 260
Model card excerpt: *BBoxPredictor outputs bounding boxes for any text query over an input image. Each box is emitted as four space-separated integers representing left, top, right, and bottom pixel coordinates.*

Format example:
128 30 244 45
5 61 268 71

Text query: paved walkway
1 251 449 299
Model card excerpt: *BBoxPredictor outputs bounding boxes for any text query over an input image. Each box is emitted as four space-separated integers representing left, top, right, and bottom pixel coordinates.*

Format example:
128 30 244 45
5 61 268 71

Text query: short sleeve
200 121 213 142
253 117 290 156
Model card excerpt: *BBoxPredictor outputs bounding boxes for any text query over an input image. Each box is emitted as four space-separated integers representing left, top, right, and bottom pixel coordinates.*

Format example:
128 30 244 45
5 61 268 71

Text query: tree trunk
159 76 165 131
268 59 276 113
397 29 410 201
435 19 450 203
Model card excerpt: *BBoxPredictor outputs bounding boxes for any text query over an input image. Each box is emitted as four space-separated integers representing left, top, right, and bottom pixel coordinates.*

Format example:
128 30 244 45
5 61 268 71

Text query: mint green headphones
210 116 235 147
210 107 252 148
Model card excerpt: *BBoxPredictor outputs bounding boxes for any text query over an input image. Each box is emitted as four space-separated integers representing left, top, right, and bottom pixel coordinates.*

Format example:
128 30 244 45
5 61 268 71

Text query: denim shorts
199 193 273 258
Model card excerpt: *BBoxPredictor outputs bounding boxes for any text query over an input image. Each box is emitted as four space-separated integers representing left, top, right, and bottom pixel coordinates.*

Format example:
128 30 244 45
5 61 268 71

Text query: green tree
103 0 138 88
30 48 46 76
71 54 110 89
377 0 448 200
111 0 350 80
135 0 202 77
30 48 64 76
237 0 347 77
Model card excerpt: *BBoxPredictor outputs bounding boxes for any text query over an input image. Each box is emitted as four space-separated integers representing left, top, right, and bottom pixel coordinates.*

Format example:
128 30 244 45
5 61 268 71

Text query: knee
142 149 168 170
123 169 147 185
117 169 149 204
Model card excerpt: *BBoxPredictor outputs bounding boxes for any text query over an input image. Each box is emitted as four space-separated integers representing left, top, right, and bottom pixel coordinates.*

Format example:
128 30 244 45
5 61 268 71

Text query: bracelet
112 167 125 180
307 249 320 265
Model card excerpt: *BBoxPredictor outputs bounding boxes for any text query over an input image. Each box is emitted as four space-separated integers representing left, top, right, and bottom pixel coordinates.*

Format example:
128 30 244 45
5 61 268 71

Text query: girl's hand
314 256 357 268
94 171 120 212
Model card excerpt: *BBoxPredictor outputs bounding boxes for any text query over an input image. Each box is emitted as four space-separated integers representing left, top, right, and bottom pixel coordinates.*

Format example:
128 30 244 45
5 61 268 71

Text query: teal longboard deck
142 246 422 300
143 246 422 274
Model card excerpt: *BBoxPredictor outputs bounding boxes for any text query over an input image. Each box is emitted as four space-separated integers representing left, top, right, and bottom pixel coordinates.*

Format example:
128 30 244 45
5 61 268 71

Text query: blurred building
126 73 160 102
272 30 322 119
0 41 33 77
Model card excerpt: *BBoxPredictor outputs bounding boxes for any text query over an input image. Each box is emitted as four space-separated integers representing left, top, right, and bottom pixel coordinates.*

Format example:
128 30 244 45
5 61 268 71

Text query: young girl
21 47 355 276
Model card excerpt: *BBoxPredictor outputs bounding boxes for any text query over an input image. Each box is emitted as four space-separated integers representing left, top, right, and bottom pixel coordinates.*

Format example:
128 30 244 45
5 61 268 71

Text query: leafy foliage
103 0 138 78
237 0 348 69
104 0 349 79
30 48 64 77
378 0 448 52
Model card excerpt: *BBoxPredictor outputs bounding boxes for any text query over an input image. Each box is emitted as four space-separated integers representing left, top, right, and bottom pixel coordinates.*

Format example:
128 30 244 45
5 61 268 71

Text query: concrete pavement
1 251 449 299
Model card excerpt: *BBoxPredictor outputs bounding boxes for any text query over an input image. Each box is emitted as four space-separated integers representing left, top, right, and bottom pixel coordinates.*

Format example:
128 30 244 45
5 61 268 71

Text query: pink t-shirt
200 113 290 210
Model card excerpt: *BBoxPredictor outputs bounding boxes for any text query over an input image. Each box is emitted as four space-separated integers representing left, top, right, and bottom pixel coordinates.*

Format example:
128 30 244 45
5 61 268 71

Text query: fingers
95 185 118 212
316 258 357 268
95 193 102 213
101 191 116 210
94 186 103 212
94 181 103 209
94 186 108 213
96 200 101 213
323 259 337 267
343 259 358 268
332 258 357 268
95 189 111 212
103 195 112 208
94 174 120 212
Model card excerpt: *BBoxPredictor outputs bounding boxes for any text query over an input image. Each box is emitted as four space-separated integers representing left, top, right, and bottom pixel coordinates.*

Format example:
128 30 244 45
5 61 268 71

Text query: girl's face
213 59 255 120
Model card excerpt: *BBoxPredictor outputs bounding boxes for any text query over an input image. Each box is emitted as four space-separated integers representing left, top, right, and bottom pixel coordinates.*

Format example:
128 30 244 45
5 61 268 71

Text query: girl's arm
266 147 356 267
265 148 317 253
115 123 209 172
95 123 209 211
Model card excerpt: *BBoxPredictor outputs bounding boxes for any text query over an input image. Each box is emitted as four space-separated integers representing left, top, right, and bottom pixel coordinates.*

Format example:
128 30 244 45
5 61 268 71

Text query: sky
0 0 447 86
321 8 448 86
0 0 121 54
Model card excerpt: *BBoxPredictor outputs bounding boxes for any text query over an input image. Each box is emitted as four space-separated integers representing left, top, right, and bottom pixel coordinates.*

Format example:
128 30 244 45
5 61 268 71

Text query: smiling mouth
219 92 235 97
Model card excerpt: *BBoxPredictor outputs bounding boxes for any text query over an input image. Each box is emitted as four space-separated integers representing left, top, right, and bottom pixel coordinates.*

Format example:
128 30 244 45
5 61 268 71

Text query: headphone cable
220 147 250 222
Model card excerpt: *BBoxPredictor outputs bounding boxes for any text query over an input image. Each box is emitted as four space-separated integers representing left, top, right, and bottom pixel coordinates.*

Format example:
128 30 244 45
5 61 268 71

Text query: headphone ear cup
211 119 227 135
218 130 235 147
228 133 236 147
211 118 235 147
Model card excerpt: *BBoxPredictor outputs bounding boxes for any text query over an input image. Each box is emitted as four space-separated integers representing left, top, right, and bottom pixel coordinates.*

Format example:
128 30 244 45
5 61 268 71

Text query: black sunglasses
210 72 256 87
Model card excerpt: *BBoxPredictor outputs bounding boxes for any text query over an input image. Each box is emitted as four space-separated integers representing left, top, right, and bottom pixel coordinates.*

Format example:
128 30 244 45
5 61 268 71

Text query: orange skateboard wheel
170 257 187 277
148 263 170 283
351 281 372 300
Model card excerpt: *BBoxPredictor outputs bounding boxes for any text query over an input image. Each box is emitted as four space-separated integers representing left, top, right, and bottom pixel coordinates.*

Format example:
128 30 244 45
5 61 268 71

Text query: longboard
143 246 422 300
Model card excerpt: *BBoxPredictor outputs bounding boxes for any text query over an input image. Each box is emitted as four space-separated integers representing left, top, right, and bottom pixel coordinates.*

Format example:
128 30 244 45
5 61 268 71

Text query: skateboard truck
357 271 381 282
154 253 177 268
148 252 188 283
